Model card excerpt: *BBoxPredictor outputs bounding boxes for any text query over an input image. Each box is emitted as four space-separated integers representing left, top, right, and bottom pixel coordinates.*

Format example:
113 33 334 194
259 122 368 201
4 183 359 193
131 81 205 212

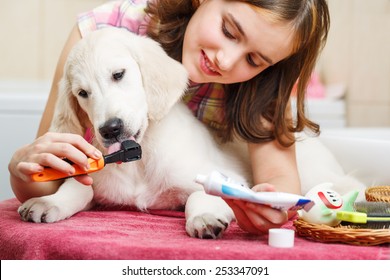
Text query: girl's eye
222 20 235 40
247 54 260 67
113 70 125 81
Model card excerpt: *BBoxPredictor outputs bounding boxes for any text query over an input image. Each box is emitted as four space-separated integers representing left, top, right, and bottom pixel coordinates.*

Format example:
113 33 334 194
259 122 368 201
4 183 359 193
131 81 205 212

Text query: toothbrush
32 140 141 182
337 211 390 224
195 170 314 212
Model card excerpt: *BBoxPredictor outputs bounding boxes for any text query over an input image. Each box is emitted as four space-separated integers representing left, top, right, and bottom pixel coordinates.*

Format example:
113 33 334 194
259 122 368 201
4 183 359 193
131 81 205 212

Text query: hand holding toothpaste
195 170 313 212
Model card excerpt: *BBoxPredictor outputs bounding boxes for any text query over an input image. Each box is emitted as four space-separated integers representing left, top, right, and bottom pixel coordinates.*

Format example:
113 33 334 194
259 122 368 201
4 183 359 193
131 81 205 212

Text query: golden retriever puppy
18 28 249 239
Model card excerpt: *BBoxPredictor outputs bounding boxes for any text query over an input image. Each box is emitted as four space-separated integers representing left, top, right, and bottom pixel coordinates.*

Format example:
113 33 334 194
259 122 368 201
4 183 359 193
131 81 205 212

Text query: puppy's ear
49 76 88 136
126 32 189 121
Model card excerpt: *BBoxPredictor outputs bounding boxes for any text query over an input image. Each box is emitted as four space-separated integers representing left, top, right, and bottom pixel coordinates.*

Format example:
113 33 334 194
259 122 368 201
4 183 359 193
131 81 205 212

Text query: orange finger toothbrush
32 140 141 182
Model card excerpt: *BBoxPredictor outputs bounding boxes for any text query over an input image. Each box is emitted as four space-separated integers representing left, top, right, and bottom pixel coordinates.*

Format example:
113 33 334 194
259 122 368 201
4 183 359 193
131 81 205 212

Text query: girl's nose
215 48 240 71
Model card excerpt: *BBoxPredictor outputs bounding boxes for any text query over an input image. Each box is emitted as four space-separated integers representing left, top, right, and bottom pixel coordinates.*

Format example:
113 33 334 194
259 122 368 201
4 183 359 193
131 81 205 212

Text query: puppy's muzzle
99 118 123 141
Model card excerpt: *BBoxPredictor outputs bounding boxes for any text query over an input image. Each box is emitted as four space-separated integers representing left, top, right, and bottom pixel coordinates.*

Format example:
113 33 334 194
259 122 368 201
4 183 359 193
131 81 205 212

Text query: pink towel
0 198 389 260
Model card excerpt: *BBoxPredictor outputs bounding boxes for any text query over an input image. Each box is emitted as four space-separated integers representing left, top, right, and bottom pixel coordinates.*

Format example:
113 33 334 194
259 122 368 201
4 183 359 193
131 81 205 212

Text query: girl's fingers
74 174 94 186
251 183 275 192
57 133 102 160
248 183 289 225
14 162 44 182
225 198 289 234
239 206 270 233
22 149 81 177
246 202 289 225
30 136 102 172
246 204 288 228
225 199 260 234
17 157 95 185
12 133 103 182
35 144 89 172
233 200 277 233
16 162 44 174
9 132 101 184
36 132 102 160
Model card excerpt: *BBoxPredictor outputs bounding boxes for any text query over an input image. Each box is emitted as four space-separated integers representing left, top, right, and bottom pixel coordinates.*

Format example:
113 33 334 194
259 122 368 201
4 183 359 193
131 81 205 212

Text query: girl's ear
122 30 189 121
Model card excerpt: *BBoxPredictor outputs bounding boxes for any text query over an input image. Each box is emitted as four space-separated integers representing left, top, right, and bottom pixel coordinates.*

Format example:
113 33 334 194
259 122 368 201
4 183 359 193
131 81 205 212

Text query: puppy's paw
18 197 68 223
186 213 230 239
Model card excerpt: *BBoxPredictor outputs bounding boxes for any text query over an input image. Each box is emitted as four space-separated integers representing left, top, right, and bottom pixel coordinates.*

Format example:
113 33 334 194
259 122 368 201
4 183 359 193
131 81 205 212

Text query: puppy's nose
99 118 124 140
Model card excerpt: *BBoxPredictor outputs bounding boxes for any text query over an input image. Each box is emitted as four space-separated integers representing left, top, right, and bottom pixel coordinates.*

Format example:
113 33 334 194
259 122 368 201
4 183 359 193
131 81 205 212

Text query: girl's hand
224 184 289 234
9 132 102 186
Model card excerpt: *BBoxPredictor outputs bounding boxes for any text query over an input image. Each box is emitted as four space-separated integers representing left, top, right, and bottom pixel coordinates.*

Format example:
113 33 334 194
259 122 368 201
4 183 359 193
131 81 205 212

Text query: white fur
295 132 365 195
18 28 364 238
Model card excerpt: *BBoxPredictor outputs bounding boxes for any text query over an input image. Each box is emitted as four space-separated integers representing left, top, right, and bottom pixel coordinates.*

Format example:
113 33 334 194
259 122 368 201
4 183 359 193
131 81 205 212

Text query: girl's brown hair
145 0 330 146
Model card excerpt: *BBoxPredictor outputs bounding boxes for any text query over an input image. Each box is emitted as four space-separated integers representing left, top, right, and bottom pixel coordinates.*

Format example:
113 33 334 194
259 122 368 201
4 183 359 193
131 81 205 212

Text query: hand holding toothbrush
8 132 103 202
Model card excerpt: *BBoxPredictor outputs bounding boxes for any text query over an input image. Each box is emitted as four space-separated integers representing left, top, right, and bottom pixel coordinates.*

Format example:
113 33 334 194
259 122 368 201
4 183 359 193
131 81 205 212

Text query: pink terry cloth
0 198 389 260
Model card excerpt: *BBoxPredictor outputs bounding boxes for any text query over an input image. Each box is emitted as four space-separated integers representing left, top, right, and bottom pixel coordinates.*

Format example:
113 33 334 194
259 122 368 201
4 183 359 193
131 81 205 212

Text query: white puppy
18 28 364 238
18 28 248 239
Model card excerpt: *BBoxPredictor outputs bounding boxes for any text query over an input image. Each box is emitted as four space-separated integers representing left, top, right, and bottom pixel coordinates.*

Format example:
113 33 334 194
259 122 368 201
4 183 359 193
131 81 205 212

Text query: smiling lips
200 50 221 76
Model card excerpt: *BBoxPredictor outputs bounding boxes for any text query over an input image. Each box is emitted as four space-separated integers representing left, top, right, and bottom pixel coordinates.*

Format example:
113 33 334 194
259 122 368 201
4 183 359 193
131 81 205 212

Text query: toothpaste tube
195 170 314 212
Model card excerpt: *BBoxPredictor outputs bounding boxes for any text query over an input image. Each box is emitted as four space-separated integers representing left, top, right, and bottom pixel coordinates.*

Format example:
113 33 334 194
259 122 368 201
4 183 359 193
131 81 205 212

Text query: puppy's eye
78 89 89 98
112 70 125 81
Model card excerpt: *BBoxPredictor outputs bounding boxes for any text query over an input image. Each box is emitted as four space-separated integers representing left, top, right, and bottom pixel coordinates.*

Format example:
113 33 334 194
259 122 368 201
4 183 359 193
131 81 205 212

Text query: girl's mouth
200 50 220 76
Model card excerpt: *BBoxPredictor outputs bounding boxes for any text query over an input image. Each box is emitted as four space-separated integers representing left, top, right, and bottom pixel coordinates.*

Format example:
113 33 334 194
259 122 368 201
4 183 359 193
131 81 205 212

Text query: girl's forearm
249 141 301 192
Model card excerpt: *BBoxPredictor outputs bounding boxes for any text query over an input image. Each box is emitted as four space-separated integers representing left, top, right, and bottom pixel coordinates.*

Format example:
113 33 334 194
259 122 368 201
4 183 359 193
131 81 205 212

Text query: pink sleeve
77 0 149 38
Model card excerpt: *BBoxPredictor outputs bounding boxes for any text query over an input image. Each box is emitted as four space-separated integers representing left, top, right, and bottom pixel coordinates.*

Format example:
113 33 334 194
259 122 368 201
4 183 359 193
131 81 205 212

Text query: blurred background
0 0 389 200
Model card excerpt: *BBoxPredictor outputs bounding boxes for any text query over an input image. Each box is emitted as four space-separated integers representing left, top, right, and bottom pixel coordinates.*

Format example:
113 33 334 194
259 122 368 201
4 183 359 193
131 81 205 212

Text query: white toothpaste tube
195 170 313 212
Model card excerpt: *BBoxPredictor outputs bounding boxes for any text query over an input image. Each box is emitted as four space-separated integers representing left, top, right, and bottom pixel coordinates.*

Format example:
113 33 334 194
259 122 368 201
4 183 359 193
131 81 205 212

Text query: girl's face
182 0 295 84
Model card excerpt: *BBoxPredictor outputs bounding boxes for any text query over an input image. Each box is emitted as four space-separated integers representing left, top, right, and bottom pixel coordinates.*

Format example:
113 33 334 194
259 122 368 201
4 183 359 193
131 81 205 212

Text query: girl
8 0 330 234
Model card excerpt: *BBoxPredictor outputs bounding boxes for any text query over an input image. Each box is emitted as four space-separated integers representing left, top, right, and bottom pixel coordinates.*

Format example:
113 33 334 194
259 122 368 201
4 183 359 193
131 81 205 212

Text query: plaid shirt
78 0 226 130
183 82 226 130
78 0 149 36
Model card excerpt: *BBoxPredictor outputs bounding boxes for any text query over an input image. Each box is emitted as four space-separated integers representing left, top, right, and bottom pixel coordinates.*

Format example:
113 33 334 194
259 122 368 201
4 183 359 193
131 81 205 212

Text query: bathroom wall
0 0 106 80
320 0 390 126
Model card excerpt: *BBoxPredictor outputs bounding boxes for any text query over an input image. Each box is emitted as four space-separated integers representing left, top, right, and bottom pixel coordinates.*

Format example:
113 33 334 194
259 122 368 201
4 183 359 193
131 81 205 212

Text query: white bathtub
321 127 390 141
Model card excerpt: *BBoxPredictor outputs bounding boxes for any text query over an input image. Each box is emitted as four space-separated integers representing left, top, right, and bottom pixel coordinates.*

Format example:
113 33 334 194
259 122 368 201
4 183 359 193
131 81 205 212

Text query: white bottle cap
195 174 207 185
268 228 295 248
